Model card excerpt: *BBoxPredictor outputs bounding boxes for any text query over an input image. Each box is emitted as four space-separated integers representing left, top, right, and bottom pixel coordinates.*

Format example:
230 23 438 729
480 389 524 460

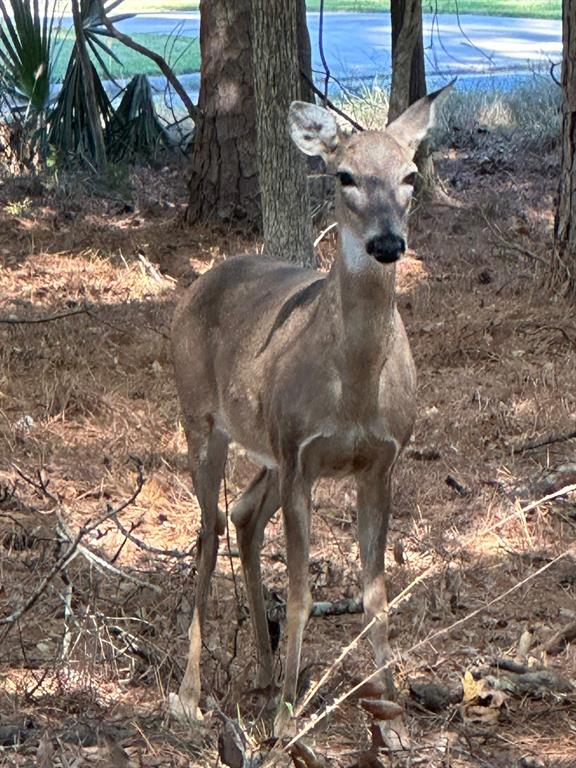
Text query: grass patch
52 30 200 82
118 0 561 19
339 73 561 152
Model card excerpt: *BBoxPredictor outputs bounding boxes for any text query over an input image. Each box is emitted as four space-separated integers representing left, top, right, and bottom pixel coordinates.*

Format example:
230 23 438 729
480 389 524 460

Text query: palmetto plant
0 0 56 129
106 74 169 161
46 0 134 167
1 0 178 169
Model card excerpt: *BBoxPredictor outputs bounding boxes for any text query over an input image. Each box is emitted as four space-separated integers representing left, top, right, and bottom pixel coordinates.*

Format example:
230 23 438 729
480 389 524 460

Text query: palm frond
105 74 170 161
47 49 113 165
0 0 56 117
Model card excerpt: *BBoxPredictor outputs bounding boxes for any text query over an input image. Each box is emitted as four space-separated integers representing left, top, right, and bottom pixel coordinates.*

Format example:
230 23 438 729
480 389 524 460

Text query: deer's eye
402 171 418 187
336 171 357 188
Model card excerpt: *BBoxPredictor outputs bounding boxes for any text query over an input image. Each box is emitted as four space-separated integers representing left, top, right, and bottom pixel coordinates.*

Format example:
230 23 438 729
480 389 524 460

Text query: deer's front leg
356 465 409 752
275 463 313 734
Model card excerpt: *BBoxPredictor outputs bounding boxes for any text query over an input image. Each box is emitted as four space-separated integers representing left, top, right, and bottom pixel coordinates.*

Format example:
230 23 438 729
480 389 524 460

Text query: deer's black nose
365 233 406 263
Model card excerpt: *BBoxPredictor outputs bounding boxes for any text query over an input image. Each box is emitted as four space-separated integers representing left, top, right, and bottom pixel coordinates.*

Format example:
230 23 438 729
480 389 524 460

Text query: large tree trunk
252 0 315 265
186 0 313 228
554 0 576 293
186 0 259 226
388 0 433 195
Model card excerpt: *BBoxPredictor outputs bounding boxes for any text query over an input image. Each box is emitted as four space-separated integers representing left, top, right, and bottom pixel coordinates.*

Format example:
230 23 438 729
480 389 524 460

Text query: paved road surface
108 11 561 86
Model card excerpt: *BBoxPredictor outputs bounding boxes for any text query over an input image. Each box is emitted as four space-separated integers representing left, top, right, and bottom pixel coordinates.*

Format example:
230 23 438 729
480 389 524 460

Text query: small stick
0 306 89 324
113 517 193 559
58 515 161 593
0 461 153 625
0 533 82 625
282 547 574 756
511 429 576 453
285 485 576 740
542 620 576 655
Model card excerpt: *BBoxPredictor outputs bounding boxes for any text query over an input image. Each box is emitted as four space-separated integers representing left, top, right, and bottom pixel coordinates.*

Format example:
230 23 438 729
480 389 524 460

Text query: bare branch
100 15 199 123
57 513 162 593
0 460 154 625
113 517 194 559
542 619 576 655
550 59 562 87
0 531 82 625
300 72 365 132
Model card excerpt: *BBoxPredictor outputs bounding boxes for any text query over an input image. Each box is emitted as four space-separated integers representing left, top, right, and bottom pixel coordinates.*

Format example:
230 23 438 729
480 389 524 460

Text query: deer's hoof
372 715 410 753
168 691 205 724
274 702 298 739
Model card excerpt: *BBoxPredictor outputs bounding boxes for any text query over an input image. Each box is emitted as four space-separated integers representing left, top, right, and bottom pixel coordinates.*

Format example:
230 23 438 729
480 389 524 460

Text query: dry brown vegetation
0 114 575 768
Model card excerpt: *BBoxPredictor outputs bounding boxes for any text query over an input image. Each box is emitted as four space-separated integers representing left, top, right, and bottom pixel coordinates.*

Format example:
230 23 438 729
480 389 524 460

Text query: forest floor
0 121 575 768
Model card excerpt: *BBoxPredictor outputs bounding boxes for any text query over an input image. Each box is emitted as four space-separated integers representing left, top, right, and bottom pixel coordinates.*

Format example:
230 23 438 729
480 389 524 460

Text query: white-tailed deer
170 85 450 747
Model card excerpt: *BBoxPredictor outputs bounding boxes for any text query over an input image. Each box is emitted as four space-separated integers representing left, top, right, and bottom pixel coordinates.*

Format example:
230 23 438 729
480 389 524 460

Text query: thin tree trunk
187 0 259 226
389 0 424 122
554 0 576 293
252 0 315 266
297 0 315 102
389 0 434 195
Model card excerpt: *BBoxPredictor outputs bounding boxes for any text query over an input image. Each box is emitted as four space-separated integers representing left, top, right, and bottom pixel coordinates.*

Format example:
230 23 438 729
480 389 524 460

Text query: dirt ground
0 128 575 768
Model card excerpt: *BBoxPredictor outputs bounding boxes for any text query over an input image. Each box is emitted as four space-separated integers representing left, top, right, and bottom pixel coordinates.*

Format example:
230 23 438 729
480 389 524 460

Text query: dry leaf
461 670 480 703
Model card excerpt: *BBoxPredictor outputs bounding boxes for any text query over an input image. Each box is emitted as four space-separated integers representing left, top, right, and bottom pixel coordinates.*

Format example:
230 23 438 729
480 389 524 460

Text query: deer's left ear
288 101 340 163
386 80 455 155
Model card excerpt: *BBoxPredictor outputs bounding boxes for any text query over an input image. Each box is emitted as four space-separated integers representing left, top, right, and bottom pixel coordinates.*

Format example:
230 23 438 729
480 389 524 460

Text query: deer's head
288 85 451 266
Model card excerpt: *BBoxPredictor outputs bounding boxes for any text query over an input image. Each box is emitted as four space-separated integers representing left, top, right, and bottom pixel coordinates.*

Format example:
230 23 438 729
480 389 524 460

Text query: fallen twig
57 513 161 593
280 546 575 757
0 306 89 325
481 210 549 266
511 429 576 453
542 619 576 656
1 460 156 626
113 517 194 560
446 474 470 497
485 668 574 696
0 530 82 625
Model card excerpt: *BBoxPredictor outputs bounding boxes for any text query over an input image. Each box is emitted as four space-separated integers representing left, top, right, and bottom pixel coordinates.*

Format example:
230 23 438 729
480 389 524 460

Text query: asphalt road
109 11 562 86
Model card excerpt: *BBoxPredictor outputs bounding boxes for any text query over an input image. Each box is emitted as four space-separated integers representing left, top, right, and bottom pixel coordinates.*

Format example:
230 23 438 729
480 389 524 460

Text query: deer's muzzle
366 233 406 264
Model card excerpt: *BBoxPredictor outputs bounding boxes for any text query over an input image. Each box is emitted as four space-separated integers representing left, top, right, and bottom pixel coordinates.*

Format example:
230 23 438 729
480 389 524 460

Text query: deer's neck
323 226 397 411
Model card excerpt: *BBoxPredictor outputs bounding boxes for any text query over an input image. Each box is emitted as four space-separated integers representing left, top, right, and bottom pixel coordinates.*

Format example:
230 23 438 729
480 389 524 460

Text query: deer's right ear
288 101 340 162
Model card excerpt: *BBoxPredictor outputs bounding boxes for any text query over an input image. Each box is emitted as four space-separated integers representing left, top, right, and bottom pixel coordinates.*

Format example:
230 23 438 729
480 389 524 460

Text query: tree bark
186 0 259 226
389 0 425 122
297 0 315 103
554 0 576 293
389 0 434 195
252 0 315 266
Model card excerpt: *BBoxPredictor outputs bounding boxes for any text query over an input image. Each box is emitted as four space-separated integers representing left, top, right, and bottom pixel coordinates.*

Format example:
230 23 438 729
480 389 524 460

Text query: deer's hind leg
232 467 280 690
170 417 229 723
